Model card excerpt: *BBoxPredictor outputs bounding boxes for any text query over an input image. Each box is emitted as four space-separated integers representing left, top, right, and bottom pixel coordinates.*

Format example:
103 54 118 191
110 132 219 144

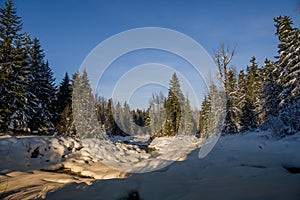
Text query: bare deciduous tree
213 43 236 90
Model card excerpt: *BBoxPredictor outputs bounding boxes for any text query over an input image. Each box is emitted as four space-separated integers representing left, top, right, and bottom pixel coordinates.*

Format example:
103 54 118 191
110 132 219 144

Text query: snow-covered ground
1 131 300 199
81 135 201 173
49 131 300 200
0 135 127 199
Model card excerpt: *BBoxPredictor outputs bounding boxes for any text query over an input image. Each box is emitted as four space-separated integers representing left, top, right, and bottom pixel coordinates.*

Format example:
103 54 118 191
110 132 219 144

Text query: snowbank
0 136 81 172
80 135 201 173
48 131 300 200
0 135 126 200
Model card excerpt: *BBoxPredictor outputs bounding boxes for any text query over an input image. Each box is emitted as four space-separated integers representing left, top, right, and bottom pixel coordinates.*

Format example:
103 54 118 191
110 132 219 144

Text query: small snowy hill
47 131 300 200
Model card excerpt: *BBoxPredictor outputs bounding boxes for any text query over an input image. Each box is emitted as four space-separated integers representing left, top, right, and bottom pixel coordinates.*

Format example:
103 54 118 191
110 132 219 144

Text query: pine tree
260 59 281 128
223 68 238 133
180 95 196 135
130 108 150 135
55 72 74 135
0 0 29 132
274 16 300 135
104 98 125 136
27 38 56 134
164 73 184 136
95 96 107 130
198 82 226 137
114 101 131 135
148 92 166 136
121 101 131 135
236 69 247 131
56 73 72 117
242 57 261 130
198 95 211 138
72 70 103 138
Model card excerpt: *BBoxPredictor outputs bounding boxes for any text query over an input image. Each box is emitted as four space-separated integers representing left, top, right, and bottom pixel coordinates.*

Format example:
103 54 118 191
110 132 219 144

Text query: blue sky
3 0 300 108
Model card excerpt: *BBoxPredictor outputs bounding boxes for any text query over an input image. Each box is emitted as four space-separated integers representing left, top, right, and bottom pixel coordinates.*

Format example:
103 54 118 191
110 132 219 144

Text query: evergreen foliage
198 96 211 138
27 38 56 133
72 70 104 138
0 0 28 132
148 92 166 136
223 68 238 133
55 72 74 135
273 16 300 135
164 73 185 136
205 15 299 137
243 57 262 130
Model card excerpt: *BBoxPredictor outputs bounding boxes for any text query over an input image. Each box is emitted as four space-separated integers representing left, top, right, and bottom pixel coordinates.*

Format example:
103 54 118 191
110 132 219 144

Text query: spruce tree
27 38 56 133
180 96 196 135
72 70 103 138
243 57 261 130
198 96 211 138
274 16 300 135
105 98 125 136
236 69 247 131
223 68 238 133
260 59 281 128
164 73 184 136
148 92 166 136
55 72 74 135
0 0 29 132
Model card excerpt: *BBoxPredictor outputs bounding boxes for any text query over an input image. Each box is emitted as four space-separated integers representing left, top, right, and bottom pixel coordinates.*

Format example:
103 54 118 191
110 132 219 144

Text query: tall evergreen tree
274 16 300 135
72 70 103 138
148 92 166 136
180 95 196 135
198 82 226 137
223 68 238 133
164 73 184 136
0 0 29 132
260 59 281 128
243 57 261 130
236 69 247 131
57 73 72 113
198 95 211 138
27 38 56 133
55 72 74 135
105 98 125 136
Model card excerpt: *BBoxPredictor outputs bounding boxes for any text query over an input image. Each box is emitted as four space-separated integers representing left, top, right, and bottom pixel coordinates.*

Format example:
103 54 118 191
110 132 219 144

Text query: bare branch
213 43 236 89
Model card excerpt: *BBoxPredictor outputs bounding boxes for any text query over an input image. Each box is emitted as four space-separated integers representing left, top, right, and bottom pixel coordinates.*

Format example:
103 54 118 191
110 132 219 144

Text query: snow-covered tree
198 82 226 138
180 96 197 135
27 38 56 134
0 0 29 132
72 70 104 138
198 96 211 138
148 92 166 136
223 68 239 133
235 69 247 131
164 73 185 136
260 59 281 129
241 57 262 131
274 16 300 135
